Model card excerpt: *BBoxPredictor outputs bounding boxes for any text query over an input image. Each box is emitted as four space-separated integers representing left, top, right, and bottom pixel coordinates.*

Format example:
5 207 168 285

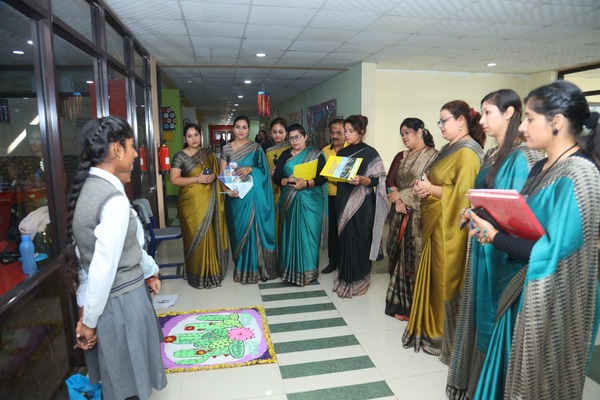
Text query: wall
277 63 363 126
375 70 530 168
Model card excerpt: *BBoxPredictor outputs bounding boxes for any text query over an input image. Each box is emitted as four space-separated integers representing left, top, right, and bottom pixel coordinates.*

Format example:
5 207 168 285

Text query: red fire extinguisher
158 141 170 173
139 145 148 172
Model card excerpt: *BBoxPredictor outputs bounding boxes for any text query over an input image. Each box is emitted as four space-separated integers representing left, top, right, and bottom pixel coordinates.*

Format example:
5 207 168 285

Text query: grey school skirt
85 284 167 400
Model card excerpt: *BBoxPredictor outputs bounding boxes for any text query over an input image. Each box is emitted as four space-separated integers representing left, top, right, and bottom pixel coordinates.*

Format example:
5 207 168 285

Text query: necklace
523 143 578 196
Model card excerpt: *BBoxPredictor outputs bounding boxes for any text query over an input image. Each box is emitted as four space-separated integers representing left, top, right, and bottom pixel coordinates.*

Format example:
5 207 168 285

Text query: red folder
466 189 545 240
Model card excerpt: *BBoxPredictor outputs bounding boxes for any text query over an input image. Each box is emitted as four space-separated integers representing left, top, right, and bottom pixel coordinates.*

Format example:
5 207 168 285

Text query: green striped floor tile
269 317 346 333
265 302 336 316
259 281 320 289
261 290 328 302
280 355 374 379
287 381 394 400
275 335 360 354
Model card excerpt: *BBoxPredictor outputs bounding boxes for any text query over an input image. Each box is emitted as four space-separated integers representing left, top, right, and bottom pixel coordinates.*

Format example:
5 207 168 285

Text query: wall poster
306 99 337 150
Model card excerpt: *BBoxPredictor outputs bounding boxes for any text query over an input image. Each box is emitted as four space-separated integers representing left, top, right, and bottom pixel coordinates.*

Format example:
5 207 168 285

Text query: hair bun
584 111 599 129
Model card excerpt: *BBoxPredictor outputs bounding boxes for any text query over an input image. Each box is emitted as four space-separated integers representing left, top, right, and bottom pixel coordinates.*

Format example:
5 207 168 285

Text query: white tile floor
150 239 600 400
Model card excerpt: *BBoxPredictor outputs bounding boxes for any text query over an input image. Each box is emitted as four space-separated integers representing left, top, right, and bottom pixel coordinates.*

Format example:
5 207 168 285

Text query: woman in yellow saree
170 123 229 289
403 101 484 359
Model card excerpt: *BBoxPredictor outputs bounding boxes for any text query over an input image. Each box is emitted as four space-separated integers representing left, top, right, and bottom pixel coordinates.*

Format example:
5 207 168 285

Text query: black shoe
322 263 336 274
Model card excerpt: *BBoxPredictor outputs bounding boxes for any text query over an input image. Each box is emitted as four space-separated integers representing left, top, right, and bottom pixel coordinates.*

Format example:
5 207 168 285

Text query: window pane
106 22 125 64
0 2 51 298
53 34 95 195
51 0 93 42
134 50 146 80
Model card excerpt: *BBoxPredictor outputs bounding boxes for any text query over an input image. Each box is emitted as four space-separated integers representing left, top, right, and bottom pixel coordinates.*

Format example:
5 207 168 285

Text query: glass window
106 22 125 64
136 83 152 193
51 0 93 42
0 3 50 296
107 66 128 119
134 50 146 80
53 33 95 195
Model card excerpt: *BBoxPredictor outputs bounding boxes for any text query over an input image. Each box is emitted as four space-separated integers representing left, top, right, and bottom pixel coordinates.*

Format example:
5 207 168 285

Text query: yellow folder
319 156 363 182
293 159 318 180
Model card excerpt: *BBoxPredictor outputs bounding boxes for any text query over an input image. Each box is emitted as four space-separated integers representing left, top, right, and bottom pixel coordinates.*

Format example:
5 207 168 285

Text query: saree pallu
278 147 326 286
173 149 229 289
447 146 542 399
475 155 600 400
222 142 277 283
385 147 438 319
265 141 291 238
333 142 388 298
403 139 483 358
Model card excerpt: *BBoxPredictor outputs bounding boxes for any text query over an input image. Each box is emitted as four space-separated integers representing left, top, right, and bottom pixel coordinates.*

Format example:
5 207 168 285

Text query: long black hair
525 80 600 167
481 89 523 188
62 116 134 292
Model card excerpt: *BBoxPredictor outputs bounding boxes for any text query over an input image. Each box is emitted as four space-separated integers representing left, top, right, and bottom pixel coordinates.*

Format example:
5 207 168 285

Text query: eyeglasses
437 116 454 126
289 134 303 142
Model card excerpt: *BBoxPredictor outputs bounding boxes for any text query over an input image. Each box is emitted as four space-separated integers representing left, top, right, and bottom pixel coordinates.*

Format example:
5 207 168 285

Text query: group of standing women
170 113 388 299
384 81 600 400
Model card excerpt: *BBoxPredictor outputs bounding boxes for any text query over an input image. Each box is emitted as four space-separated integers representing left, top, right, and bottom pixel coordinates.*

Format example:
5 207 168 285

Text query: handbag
65 374 102 400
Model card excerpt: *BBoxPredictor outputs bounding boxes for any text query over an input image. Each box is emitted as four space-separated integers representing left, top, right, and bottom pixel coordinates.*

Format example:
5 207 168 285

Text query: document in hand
319 156 363 182
293 159 318 180
218 161 253 199
466 189 545 240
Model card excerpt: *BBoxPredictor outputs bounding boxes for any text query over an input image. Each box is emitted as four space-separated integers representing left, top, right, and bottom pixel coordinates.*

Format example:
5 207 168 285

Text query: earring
418 135 423 139
552 127 558 135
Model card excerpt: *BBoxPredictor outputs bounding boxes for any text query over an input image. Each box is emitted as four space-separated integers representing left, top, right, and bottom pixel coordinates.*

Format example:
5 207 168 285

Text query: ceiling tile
248 6 316 26
180 2 250 24
187 22 246 38
244 25 303 40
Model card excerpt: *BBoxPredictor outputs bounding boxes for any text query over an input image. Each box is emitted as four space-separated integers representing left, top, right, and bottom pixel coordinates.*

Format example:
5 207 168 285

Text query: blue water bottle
20 234 37 275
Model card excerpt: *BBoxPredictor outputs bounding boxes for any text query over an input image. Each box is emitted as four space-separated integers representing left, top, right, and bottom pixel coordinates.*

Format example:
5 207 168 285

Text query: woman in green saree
447 90 542 398
465 81 600 399
220 116 277 283
170 123 229 289
403 101 484 358
273 124 327 286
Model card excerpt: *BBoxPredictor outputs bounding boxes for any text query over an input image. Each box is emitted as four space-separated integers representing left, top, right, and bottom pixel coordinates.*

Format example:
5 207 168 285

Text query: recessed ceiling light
244 80 252 84
238 95 243 98
27 40 33 45
232 109 236 111
487 62 497 67
234 103 239 106
187 80 192 84
86 80 94 84
256 53 266 58
13 50 24 55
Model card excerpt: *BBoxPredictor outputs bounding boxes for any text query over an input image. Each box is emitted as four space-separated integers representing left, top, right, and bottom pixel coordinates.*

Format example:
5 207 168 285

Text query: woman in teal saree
466 81 600 399
273 124 327 286
219 115 277 283
447 90 542 398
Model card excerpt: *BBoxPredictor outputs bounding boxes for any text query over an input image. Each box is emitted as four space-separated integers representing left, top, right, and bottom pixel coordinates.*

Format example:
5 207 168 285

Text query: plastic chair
132 198 184 279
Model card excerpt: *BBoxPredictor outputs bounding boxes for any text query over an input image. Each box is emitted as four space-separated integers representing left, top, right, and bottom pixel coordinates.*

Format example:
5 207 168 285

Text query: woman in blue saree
466 81 600 399
447 90 542 398
273 124 327 286
219 115 277 283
